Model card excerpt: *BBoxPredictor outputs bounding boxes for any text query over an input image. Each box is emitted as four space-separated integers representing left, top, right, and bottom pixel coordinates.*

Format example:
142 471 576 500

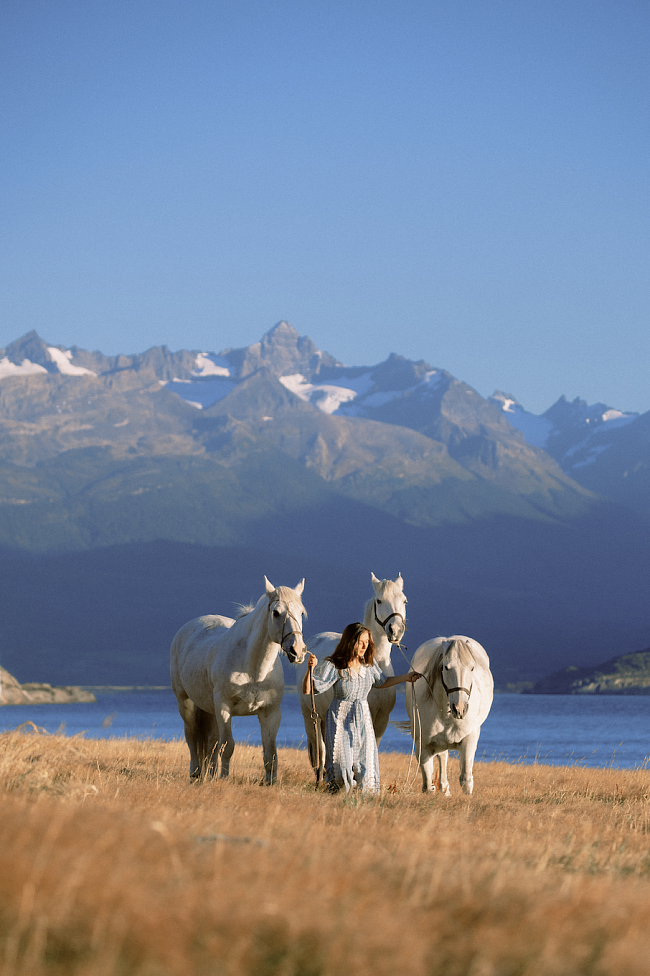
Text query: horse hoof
442 786 452 797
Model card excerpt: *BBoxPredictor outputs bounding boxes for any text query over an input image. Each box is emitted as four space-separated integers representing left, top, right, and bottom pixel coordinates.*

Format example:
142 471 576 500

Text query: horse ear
264 576 276 597
371 572 381 593
395 572 404 590
294 578 305 597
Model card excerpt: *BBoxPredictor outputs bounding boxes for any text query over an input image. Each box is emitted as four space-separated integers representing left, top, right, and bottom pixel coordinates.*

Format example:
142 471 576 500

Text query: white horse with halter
406 635 493 795
298 572 408 783
170 577 307 784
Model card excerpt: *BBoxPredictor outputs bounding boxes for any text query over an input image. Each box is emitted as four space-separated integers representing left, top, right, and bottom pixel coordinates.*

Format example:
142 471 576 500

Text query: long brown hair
326 622 376 672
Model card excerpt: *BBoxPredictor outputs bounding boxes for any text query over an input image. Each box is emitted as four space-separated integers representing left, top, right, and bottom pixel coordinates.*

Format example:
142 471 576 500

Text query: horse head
440 638 475 720
370 572 407 645
264 577 307 665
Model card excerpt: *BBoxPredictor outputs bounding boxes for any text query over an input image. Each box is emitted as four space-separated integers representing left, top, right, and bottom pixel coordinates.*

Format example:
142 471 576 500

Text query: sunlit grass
1 729 650 974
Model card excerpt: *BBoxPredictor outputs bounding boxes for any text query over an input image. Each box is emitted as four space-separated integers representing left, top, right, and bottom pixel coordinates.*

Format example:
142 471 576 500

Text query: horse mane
420 641 446 700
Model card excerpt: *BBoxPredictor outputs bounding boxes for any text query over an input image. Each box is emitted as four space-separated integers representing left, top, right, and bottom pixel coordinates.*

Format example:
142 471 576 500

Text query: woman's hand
302 653 318 696
406 671 423 683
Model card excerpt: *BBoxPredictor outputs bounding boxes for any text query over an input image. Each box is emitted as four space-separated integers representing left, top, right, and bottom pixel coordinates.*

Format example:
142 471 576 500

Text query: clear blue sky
1 0 648 414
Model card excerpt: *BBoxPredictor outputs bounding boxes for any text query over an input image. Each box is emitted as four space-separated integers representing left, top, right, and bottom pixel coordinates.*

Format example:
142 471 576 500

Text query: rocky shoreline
0 666 96 705
526 648 650 695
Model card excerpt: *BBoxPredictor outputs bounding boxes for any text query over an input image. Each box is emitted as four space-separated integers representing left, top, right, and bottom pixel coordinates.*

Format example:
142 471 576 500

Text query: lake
1 689 649 769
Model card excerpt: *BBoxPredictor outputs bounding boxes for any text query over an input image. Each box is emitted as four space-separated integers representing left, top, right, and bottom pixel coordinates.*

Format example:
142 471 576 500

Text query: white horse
170 577 307 784
406 636 493 795
298 572 407 782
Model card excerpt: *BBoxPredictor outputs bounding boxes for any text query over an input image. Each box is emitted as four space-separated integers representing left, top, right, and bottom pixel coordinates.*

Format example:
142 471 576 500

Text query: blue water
1 690 649 769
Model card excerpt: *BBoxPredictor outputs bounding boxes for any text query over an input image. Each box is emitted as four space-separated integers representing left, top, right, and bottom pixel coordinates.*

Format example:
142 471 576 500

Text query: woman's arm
381 671 422 689
302 653 318 695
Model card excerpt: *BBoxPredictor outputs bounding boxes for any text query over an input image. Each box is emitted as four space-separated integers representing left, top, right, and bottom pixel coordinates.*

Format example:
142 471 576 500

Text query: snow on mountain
46 347 96 376
160 352 235 409
489 392 554 448
277 362 445 418
490 391 639 472
1 323 644 516
0 357 48 380
191 353 231 378
278 373 360 414
0 331 98 380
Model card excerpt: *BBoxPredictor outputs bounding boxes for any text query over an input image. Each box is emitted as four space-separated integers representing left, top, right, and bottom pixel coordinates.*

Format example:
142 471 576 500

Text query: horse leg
371 703 389 746
214 705 234 779
176 694 202 780
437 751 451 796
258 705 281 785
419 743 437 793
458 732 479 795
369 688 396 747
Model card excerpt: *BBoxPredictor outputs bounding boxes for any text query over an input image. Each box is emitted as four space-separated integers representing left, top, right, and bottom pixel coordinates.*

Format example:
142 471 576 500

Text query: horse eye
273 609 280 618
377 599 382 604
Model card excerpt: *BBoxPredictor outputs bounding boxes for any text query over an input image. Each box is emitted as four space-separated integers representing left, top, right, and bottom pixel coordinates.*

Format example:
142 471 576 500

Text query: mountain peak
3 330 50 363
222 321 341 379
263 320 299 340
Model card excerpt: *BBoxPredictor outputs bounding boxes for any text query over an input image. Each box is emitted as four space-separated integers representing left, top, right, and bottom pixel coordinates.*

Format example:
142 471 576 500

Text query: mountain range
0 321 648 689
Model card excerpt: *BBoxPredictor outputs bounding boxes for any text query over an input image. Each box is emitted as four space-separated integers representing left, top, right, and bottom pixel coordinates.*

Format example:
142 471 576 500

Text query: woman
302 621 421 793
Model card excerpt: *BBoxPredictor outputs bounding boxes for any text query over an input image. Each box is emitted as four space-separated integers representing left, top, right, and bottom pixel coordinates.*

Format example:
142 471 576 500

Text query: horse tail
194 706 216 771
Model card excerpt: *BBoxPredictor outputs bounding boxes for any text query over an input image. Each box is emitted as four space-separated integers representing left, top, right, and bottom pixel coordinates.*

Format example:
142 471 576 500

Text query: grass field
1 729 649 976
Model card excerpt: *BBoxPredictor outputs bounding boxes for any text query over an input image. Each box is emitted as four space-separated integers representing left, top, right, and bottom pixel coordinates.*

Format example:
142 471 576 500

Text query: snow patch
0 357 48 380
47 347 96 376
279 374 358 414
192 353 231 378
599 410 636 429
490 392 554 448
417 370 442 391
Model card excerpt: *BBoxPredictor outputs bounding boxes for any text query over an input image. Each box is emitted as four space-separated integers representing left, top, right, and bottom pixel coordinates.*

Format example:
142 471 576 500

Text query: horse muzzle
386 619 406 643
450 700 469 720
282 636 306 665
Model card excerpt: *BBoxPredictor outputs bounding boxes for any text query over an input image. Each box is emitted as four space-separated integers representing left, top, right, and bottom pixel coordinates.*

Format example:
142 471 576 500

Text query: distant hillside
0 665 95 705
490 391 650 522
528 649 650 694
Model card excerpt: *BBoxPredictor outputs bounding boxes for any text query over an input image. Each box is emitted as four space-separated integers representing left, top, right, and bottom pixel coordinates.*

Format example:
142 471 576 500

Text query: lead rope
392 639 423 792
308 659 321 790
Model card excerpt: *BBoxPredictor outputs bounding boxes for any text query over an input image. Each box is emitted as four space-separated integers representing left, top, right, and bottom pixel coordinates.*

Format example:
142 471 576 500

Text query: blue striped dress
312 659 387 793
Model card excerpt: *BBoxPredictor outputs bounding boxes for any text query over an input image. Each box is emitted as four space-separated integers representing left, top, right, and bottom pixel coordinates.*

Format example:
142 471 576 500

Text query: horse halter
373 600 407 644
273 605 304 653
440 669 473 700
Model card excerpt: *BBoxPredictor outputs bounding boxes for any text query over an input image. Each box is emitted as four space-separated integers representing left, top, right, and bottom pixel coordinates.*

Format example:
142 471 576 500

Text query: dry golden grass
1 729 649 976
